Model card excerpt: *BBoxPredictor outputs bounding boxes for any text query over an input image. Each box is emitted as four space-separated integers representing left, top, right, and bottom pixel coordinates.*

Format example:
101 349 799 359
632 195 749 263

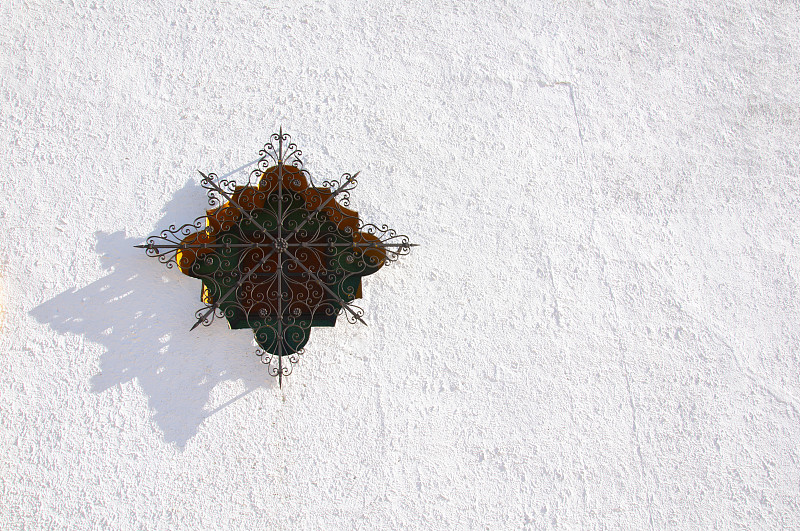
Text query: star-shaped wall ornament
137 130 414 385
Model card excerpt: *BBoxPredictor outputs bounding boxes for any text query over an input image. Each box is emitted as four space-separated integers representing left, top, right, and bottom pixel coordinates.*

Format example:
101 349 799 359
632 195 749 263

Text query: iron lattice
136 130 413 385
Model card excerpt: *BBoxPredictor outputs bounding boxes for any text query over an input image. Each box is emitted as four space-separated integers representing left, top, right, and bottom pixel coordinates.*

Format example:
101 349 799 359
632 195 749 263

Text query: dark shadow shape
30 181 274 447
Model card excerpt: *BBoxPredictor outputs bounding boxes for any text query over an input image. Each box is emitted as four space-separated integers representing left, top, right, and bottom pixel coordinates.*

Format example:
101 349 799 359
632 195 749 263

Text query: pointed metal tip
359 317 368 326
279 373 283 389
133 244 149 248
190 310 213 331
408 243 420 247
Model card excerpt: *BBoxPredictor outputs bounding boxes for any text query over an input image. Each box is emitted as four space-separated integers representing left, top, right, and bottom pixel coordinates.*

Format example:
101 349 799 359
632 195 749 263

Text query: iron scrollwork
137 129 414 385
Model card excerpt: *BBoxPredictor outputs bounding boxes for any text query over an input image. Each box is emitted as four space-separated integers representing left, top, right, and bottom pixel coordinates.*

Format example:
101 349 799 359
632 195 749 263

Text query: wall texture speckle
2 0 799 528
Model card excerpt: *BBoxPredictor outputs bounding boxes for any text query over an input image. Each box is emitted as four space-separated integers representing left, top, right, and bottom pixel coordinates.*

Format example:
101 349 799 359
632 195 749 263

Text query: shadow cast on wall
30 181 274 447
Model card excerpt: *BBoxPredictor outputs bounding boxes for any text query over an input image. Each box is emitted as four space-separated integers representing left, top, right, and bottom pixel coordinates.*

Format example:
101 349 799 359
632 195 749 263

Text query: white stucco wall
2 1 799 528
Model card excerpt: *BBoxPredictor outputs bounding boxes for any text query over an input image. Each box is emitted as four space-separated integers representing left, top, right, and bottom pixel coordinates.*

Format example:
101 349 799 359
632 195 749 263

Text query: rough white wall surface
2 0 799 528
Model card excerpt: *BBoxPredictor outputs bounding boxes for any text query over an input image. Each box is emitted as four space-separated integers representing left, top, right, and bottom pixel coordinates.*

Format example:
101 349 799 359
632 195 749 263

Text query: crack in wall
707 325 800 419
537 80 585 151
538 77 655 528
601 268 655 530
545 255 562 328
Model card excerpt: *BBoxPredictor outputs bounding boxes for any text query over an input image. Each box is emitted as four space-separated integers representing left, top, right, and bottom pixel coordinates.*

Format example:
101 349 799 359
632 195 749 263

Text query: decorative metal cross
136 129 414 385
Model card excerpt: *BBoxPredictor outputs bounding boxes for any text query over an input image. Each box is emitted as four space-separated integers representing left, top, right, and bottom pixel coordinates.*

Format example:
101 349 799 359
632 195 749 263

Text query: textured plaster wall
2 0 799 529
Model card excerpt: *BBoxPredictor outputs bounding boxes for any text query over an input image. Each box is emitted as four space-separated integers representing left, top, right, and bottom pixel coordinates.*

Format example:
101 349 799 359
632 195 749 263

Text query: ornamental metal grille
136 130 414 385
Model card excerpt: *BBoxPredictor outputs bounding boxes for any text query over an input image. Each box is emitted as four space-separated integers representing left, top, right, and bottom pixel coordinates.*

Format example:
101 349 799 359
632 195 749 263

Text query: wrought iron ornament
137 129 414 385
